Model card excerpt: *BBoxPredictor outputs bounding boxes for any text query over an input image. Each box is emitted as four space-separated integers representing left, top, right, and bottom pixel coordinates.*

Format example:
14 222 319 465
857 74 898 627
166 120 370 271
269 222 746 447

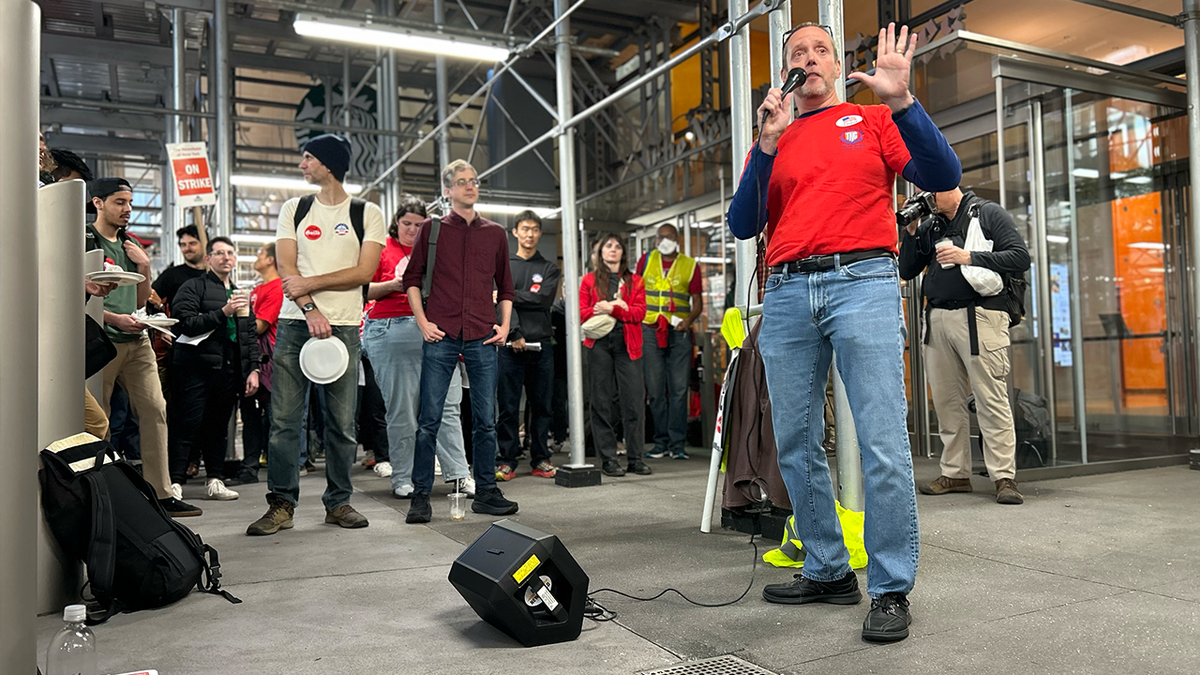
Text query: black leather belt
769 249 894 275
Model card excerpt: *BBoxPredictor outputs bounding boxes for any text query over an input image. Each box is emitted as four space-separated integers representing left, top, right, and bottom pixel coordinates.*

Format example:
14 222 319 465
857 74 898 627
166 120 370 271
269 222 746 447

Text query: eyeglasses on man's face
453 178 481 188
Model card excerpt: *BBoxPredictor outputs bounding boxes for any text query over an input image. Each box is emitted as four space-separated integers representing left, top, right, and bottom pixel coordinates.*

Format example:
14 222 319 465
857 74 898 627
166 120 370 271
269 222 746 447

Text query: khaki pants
84 388 109 439
101 335 171 498
924 307 1017 481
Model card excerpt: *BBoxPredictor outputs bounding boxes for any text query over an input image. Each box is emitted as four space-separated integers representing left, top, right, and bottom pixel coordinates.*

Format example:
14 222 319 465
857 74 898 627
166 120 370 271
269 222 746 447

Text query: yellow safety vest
643 249 697 325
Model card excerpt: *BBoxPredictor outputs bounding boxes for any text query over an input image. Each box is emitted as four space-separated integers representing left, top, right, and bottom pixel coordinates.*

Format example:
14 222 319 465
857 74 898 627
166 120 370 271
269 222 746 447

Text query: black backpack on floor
38 433 241 624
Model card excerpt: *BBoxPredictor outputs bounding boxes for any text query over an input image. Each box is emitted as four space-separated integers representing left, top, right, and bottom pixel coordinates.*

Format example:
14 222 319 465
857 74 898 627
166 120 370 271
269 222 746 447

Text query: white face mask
657 238 679 256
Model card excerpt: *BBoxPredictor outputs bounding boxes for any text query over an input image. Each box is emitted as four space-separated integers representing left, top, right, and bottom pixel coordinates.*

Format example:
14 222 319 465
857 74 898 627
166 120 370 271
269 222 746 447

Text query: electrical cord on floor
583 534 760 623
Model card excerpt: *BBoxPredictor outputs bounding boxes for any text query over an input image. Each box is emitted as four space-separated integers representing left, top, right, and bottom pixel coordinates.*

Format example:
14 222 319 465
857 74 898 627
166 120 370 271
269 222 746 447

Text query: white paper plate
299 337 349 384
87 270 145 287
140 316 178 327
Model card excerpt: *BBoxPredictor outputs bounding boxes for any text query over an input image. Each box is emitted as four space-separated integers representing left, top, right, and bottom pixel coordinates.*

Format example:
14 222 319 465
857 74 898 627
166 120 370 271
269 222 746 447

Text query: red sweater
580 271 647 360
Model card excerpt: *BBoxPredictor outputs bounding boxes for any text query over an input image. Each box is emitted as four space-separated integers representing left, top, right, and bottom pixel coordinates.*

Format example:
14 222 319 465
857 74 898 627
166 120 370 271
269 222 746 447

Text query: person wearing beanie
301 134 352 183
246 135 387 536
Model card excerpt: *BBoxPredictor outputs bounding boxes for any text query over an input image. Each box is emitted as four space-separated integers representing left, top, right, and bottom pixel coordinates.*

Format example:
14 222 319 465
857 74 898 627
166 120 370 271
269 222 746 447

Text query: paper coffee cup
935 238 955 269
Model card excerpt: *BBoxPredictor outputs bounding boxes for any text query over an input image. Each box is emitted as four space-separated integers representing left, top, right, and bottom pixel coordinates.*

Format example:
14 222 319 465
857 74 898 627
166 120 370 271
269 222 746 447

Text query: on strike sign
166 142 216 206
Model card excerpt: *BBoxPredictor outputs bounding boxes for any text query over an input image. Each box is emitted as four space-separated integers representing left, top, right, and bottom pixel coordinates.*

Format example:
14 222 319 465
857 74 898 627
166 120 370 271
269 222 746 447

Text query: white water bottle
46 604 97 675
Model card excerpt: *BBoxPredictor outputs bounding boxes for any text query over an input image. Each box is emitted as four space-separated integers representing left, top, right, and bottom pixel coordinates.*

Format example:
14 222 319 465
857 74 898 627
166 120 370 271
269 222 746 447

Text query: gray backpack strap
421 216 442 302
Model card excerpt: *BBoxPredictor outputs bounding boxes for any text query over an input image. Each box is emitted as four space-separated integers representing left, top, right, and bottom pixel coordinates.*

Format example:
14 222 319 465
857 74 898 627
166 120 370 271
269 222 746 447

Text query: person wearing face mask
899 187 1030 505
726 23 961 643
636 223 703 461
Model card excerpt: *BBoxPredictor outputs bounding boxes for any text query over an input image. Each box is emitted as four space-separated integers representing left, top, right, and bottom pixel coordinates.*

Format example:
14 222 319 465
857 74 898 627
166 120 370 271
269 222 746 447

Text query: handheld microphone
760 67 807 129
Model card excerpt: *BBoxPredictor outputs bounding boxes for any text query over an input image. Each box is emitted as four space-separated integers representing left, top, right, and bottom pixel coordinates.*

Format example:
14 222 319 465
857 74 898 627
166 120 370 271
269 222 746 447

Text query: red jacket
580 271 647 359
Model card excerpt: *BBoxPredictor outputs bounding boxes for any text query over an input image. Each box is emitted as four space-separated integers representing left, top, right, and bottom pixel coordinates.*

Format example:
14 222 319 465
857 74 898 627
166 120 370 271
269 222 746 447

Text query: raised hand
847 22 917 112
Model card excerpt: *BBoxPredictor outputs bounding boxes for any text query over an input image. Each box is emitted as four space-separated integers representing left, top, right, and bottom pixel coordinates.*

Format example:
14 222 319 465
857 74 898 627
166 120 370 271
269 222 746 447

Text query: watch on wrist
300 302 317 313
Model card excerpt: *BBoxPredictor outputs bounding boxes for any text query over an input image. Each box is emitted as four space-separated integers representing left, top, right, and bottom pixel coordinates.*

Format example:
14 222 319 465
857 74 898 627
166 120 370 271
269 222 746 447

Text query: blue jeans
413 336 498 496
641 325 691 454
496 345 554 468
758 256 919 598
362 317 470 492
266 320 361 510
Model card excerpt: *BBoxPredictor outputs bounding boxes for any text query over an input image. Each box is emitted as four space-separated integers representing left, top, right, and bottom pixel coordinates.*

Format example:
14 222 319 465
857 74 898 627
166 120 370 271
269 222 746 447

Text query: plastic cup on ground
449 493 466 521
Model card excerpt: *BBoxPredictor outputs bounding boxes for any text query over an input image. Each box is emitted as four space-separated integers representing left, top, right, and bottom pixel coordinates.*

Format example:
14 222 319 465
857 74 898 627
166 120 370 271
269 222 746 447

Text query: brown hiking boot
995 478 1024 505
325 504 369 529
247 498 294 536
918 475 973 495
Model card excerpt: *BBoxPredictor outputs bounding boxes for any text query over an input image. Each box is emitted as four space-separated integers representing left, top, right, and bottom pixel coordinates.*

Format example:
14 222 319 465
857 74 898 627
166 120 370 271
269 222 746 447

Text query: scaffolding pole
1184 0 1200 426
554 0 592 478
215 0 233 236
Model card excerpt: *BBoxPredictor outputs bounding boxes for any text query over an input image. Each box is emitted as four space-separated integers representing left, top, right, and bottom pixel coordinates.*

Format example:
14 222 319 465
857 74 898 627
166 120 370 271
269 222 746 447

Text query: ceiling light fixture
293 13 511 62
231 174 363 195
474 202 560 218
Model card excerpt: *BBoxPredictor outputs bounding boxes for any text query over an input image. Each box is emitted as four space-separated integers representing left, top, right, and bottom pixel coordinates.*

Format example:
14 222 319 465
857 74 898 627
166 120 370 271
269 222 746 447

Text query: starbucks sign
295 81 380 179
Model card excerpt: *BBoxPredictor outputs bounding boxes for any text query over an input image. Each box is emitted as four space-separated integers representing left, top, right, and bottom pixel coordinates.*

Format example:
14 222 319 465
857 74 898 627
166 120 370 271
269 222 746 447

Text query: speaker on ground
448 519 588 647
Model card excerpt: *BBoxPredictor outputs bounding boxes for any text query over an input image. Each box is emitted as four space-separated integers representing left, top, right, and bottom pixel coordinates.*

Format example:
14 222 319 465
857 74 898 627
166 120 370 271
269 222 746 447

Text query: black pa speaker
448 519 589 647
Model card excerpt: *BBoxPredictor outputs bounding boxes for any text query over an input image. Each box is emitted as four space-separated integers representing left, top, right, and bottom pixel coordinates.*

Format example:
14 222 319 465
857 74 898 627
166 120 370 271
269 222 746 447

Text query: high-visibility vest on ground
643 249 697 325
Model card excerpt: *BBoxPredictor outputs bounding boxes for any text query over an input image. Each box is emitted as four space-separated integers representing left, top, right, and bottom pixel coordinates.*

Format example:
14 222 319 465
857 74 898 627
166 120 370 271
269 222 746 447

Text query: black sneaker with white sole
471 488 519 516
762 570 862 605
159 497 203 518
861 592 912 643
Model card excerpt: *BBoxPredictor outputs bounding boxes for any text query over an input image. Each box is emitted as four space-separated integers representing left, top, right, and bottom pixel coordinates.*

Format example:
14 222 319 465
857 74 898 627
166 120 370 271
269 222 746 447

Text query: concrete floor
37 450 1200 675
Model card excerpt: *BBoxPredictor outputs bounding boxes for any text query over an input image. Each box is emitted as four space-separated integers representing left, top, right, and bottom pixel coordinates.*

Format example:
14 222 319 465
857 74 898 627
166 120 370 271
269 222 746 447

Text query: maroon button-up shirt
402 210 514 341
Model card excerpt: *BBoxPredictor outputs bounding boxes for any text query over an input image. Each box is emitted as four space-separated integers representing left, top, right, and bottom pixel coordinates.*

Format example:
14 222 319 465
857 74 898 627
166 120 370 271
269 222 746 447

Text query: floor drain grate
639 654 780 675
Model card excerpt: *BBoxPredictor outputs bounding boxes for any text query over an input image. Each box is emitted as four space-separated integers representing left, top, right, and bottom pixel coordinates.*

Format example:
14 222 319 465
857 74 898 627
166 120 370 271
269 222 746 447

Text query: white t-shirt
276 195 387 326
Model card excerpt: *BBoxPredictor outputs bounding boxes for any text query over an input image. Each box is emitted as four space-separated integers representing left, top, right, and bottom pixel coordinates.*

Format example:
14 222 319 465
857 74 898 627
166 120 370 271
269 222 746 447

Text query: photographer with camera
898 187 1030 505
726 23 960 643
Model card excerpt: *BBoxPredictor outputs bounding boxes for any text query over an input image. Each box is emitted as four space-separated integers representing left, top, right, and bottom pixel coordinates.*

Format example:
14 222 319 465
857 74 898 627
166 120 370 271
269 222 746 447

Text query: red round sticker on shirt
530 284 541 293
304 224 322 240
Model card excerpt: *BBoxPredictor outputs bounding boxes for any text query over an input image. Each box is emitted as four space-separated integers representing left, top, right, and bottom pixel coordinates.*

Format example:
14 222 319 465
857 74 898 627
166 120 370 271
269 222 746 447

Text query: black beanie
303 134 352 182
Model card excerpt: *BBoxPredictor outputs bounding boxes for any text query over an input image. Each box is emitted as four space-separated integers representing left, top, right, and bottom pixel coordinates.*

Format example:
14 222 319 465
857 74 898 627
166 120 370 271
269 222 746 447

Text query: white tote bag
960 210 1004 297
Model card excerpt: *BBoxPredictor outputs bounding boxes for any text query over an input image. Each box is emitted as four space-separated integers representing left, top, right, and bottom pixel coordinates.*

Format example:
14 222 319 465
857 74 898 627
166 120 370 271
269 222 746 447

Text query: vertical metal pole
1184 0 1200 427
817 0 861 508
719 164 727 303
1030 99 1059 462
434 0 451 166
555 0 589 471
0 1 39 668
343 49 352 128
995 77 1007 210
214 0 233 236
1064 90 1088 462
730 0 755 319
169 6 188 266
819 0 846 102
769 1 792 90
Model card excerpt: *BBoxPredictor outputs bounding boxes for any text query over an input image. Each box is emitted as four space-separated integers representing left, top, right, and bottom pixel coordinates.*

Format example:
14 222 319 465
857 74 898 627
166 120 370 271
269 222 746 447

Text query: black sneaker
406 493 432 524
226 468 259 486
627 460 653 475
159 497 203 518
472 488 519 516
602 460 626 477
862 592 911 643
762 571 862 605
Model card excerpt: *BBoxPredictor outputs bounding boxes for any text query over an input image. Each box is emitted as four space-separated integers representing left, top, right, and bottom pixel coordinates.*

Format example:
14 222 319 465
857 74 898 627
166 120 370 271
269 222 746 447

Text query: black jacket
171 270 260 374
508 251 561 344
898 191 1031 311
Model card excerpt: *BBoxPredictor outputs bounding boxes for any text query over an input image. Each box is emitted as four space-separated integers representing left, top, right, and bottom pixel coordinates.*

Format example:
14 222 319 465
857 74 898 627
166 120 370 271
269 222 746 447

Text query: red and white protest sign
166 142 216 207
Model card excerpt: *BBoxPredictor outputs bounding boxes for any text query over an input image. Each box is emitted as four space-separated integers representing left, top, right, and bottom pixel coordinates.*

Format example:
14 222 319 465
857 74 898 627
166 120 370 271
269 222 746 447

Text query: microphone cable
584 533 760 623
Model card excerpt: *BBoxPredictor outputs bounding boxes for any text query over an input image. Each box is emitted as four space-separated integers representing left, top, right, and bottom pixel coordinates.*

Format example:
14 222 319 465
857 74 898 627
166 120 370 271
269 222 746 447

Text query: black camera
896 192 937 228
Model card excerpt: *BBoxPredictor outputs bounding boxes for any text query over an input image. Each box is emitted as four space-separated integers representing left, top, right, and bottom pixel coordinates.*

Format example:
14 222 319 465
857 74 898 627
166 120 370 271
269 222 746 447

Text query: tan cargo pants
100 334 172 499
924 306 1017 481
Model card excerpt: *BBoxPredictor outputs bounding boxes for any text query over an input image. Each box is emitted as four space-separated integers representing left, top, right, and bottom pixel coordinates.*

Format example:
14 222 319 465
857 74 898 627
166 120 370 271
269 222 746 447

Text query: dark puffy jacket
171 270 260 375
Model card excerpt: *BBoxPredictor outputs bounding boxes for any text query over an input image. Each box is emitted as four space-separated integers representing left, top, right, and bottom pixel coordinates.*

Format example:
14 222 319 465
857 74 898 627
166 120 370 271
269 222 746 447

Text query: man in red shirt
361 193 473 498
402 160 517 524
233 243 282 485
727 23 961 643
